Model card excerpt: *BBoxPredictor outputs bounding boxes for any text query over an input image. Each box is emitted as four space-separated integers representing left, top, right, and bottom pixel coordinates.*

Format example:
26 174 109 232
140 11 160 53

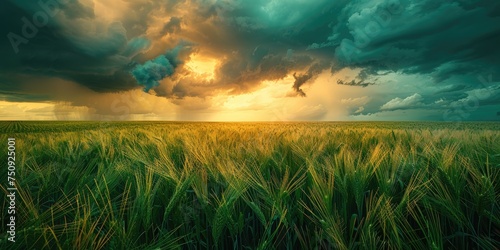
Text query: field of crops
1 121 499 249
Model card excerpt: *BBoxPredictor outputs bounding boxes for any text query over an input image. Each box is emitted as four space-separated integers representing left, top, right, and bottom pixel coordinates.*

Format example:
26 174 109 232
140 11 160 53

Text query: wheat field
0 121 499 249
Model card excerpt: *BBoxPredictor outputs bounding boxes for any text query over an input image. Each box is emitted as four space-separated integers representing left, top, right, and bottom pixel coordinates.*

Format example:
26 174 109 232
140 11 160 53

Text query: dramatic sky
1 0 499 121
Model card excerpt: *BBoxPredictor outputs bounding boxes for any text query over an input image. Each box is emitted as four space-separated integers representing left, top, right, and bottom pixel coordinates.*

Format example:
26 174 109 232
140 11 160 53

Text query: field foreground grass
1 121 499 249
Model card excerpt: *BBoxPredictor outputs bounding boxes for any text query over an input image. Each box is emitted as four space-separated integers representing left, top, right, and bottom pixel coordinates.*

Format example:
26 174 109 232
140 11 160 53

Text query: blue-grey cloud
0 0 154 93
131 43 188 92
324 0 500 83
131 55 175 92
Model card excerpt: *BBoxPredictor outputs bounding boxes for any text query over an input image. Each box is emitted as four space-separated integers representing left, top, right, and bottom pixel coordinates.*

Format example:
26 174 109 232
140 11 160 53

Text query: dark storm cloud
292 61 330 97
1 0 499 121
162 17 182 35
160 0 344 97
158 0 498 101
213 50 319 95
131 43 190 92
0 0 153 95
323 0 500 84
0 0 336 99
336 79 374 87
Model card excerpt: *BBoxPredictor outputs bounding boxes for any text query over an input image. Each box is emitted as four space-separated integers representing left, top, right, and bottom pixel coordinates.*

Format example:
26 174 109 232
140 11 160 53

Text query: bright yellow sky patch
0 101 56 120
185 54 218 81
0 68 366 121
221 78 292 110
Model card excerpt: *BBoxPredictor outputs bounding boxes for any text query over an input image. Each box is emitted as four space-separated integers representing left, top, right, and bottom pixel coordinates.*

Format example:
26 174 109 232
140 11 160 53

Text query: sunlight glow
185 54 218 81
0 101 56 120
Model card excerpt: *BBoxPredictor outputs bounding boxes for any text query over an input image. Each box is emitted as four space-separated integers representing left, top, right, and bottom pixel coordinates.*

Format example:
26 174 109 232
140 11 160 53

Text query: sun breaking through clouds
0 0 499 121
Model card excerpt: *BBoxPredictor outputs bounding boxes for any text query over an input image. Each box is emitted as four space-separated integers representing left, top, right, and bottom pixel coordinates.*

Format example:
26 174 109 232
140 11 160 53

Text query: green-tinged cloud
131 55 175 92
131 43 189 92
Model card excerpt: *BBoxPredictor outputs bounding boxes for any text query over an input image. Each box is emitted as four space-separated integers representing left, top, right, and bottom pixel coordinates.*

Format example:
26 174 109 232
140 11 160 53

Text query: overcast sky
1 0 499 121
